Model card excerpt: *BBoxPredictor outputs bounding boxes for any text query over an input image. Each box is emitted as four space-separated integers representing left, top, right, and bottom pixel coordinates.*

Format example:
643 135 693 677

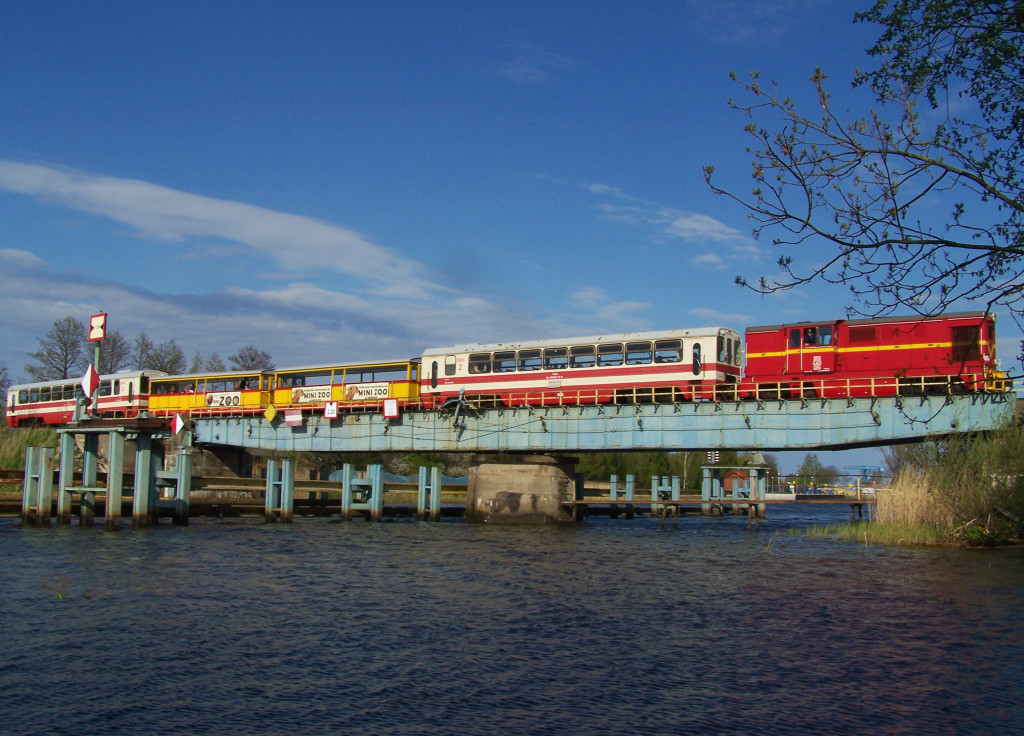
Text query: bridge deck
194 393 1012 452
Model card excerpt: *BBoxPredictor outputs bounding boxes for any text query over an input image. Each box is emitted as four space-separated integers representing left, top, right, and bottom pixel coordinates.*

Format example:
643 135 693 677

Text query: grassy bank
805 423 1024 547
0 426 59 470
0 427 59 493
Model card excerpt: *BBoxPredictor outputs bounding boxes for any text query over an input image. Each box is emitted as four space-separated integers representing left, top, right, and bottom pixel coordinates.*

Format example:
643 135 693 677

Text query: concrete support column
465 454 577 524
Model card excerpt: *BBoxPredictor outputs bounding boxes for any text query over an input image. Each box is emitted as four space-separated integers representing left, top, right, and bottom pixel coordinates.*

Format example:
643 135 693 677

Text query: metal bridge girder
193 393 1013 453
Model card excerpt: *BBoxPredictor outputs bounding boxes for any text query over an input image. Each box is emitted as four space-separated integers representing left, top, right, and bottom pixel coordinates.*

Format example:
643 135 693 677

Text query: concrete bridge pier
465 454 577 524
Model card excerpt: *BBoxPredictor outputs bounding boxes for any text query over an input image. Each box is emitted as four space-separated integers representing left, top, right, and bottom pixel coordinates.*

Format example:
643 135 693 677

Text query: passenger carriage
6 370 163 427
420 328 744 409
271 359 421 414
742 311 1007 399
149 370 274 418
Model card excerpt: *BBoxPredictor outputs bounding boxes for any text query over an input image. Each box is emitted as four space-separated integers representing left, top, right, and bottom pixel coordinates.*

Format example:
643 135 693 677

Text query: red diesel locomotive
741 311 1005 399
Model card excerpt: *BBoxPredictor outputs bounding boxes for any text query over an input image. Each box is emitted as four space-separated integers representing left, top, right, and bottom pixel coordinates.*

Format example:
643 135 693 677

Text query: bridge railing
163 371 1011 419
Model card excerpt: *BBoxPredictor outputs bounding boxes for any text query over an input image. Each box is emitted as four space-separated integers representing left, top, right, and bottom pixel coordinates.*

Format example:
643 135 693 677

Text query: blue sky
0 1 1010 474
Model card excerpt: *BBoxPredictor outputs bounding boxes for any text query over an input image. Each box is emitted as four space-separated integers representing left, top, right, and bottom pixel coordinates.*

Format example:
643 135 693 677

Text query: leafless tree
704 1 1024 352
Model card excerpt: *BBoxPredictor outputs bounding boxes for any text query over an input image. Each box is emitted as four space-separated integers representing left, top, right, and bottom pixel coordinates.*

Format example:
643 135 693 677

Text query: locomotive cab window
654 339 682 363
544 347 568 370
469 353 491 374
790 329 801 348
818 326 833 346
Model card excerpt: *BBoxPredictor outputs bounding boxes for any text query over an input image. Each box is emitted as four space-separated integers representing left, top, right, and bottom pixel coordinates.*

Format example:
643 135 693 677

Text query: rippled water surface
2 505 1023 735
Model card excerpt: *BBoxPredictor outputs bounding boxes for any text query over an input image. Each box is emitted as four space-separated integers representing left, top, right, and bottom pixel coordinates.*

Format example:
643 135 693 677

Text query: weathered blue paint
21 446 54 527
105 432 125 530
265 458 295 523
193 394 1013 454
340 463 384 521
702 465 768 517
417 466 442 521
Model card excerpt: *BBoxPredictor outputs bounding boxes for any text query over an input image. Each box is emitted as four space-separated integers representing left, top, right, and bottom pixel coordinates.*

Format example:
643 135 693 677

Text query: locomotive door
788 325 836 374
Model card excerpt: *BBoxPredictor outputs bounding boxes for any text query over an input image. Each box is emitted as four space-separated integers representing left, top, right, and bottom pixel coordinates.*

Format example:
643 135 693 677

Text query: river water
2 504 1022 736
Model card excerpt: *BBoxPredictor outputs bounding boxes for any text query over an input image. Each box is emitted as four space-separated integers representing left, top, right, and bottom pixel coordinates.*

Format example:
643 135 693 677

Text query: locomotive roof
424 326 738 355
745 311 990 333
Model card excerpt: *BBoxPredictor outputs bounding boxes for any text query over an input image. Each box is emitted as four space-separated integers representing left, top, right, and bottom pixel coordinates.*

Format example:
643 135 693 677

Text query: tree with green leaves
704 1 1024 343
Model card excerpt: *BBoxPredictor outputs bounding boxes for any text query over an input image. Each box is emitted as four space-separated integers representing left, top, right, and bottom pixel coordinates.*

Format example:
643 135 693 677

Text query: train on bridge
5 311 1011 427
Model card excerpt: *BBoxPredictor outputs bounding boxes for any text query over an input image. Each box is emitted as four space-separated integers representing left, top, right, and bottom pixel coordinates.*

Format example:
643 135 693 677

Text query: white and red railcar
5 370 163 427
421 327 743 409
741 311 1007 398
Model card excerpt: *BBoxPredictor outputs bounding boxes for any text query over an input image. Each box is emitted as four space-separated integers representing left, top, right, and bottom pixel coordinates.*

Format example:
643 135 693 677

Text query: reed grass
804 423 1024 546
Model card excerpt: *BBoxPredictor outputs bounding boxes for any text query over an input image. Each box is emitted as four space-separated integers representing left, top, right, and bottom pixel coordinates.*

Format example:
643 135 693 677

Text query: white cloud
687 307 751 325
495 42 573 86
0 248 48 269
0 159 442 299
569 288 650 332
581 181 756 255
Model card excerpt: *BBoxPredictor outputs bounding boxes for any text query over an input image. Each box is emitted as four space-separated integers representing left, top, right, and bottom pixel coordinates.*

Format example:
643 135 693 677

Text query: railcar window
63 385 75 400
18 390 28 403
597 343 624 367
693 344 702 375
369 367 410 382
445 356 457 376
431 361 438 389
518 349 542 371
40 387 51 402
99 381 112 397
469 353 492 374
29 389 39 402
494 351 517 372
718 336 727 362
733 339 742 365
654 339 683 363
544 347 568 370
113 380 121 395
570 345 596 368
626 342 652 365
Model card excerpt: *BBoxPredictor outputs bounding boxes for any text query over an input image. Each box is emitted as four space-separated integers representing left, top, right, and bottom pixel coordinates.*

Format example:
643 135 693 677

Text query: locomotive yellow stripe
746 341 956 360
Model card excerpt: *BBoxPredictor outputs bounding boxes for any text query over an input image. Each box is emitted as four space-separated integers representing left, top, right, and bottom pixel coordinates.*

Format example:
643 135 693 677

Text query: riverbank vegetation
807 422 1024 547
